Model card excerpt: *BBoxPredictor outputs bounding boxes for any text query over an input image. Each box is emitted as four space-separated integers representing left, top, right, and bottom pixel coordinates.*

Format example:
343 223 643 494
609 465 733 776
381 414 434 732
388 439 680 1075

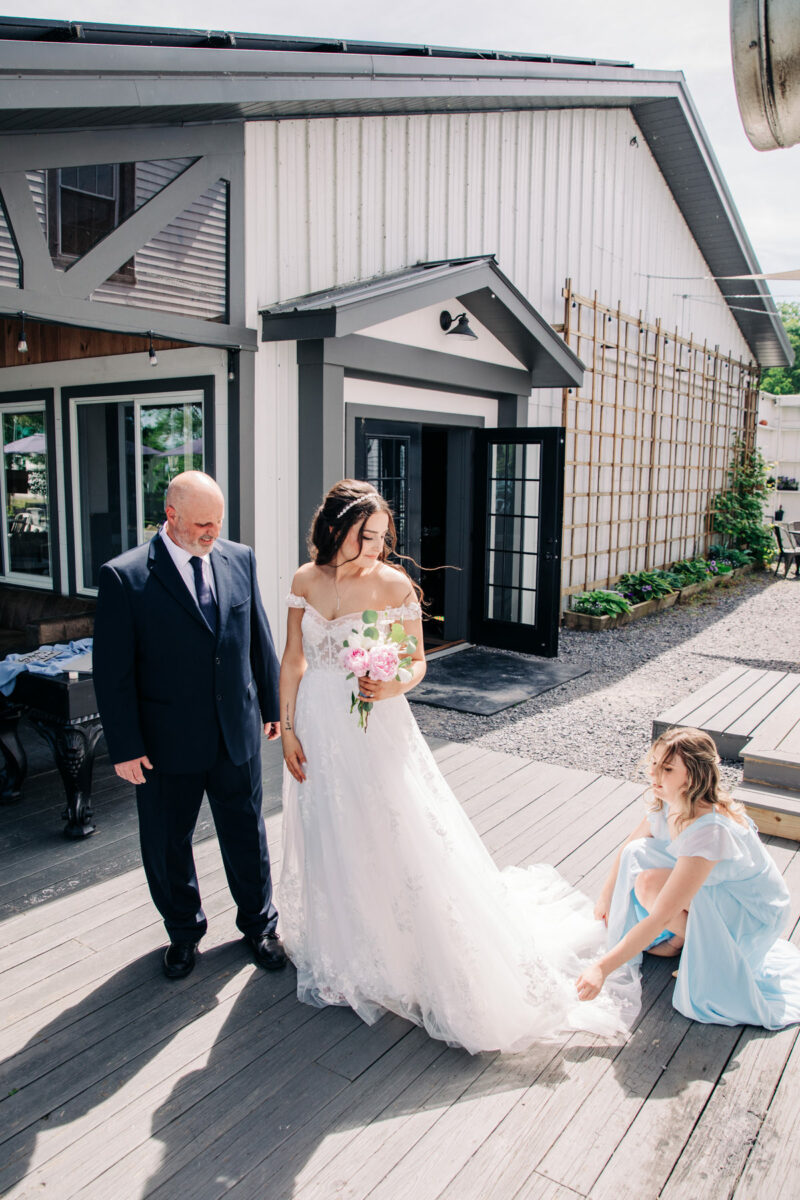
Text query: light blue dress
606 806 800 1028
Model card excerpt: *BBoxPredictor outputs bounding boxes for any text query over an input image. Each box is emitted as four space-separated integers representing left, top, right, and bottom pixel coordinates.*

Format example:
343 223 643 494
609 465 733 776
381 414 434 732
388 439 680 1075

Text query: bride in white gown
278 480 633 1054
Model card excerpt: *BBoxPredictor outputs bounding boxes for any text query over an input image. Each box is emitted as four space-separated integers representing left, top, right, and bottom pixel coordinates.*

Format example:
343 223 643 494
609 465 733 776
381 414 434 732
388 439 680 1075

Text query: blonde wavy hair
647 727 747 829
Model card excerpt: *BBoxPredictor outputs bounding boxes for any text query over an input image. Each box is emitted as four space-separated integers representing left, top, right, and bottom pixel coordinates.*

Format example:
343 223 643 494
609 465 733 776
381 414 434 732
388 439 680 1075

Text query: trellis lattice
559 282 759 596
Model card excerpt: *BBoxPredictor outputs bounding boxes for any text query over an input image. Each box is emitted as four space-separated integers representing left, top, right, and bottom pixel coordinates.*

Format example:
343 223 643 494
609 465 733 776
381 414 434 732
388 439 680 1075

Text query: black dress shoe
163 942 197 979
247 932 287 971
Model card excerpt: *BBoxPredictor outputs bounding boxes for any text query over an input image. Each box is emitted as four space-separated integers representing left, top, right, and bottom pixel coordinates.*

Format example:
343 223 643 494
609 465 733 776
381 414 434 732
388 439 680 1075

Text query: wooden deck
2 738 800 1199
652 665 800 761
653 666 800 840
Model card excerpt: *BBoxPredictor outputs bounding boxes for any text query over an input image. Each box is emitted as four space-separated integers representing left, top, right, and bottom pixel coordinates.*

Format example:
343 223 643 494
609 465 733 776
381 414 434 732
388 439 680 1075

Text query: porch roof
0 16 791 368
260 256 585 389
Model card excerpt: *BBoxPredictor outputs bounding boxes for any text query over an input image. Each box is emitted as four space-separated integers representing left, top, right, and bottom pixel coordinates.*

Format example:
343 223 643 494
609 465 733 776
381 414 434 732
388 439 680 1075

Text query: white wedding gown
279 596 634 1053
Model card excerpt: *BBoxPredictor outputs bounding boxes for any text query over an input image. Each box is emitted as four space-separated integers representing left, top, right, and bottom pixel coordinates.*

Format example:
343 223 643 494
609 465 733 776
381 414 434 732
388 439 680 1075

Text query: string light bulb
17 313 28 354
148 332 158 368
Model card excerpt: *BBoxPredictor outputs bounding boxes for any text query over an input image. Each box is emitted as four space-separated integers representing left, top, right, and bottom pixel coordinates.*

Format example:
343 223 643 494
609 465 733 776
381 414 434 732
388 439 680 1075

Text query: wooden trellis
559 282 759 596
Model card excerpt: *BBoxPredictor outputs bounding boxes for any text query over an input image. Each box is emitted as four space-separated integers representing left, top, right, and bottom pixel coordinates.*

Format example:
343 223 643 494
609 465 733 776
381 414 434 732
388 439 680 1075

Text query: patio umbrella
3 432 46 454
154 438 203 457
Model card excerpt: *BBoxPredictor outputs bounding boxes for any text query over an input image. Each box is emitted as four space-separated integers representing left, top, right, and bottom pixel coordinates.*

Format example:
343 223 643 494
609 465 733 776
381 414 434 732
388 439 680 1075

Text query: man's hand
264 722 281 741
114 756 153 785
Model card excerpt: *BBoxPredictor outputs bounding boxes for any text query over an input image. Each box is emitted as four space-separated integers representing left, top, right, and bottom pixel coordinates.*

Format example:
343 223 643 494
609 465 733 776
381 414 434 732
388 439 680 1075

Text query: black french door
354 417 422 570
471 427 565 657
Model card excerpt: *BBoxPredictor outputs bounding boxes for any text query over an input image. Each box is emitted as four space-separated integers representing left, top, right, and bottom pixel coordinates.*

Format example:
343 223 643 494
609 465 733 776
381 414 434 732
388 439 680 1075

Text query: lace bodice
287 593 422 672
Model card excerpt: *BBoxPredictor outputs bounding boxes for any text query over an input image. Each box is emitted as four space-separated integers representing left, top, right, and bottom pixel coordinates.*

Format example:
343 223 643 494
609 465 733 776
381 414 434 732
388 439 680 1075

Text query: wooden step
741 746 800 793
652 668 800 760
733 781 800 841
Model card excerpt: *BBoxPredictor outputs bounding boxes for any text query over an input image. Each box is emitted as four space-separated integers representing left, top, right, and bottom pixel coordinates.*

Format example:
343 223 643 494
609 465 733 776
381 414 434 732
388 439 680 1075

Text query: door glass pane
2 410 51 577
363 434 409 556
75 396 204 588
483 440 541 626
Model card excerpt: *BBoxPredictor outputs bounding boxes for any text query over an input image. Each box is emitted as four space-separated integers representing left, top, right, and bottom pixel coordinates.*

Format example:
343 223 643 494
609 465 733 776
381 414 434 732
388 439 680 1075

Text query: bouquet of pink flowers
339 610 418 730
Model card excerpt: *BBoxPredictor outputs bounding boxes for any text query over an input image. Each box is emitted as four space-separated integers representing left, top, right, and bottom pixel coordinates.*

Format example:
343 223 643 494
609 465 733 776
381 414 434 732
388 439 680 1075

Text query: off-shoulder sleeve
674 816 743 863
647 806 669 840
286 592 307 609
386 600 422 622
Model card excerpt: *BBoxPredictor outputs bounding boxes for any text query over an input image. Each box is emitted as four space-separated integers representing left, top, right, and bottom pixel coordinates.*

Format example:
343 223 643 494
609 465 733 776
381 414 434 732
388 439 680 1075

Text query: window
47 163 135 277
0 405 52 585
71 393 205 591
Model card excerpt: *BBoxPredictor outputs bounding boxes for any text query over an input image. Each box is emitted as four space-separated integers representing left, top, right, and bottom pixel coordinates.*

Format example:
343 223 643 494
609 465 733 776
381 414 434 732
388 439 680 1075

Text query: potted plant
563 589 632 630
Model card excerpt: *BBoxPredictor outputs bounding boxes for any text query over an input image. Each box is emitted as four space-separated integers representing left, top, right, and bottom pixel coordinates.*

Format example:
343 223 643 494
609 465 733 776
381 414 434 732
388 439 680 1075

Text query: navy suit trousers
135 743 277 944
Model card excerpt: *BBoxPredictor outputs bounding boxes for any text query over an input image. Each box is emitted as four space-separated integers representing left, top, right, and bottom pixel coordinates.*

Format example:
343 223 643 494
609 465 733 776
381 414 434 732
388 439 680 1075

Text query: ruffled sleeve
286 592 307 609
673 815 744 863
386 600 422 622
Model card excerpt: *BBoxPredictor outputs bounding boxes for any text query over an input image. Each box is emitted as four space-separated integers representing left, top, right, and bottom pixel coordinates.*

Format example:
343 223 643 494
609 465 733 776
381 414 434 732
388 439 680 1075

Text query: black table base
28 715 104 838
0 673 104 839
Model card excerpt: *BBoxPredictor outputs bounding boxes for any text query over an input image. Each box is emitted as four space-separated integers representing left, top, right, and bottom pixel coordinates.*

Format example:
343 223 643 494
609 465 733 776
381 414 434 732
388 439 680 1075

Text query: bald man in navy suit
93 471 286 979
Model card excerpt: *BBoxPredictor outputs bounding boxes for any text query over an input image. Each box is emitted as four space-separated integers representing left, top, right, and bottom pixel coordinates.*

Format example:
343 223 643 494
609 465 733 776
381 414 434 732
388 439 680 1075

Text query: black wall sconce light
439 310 478 339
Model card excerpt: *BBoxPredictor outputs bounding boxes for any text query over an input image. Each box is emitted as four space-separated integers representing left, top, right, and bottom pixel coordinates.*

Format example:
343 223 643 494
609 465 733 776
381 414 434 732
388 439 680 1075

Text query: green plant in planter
712 438 774 565
708 557 733 575
571 590 632 616
671 558 711 584
707 544 753 567
617 570 676 603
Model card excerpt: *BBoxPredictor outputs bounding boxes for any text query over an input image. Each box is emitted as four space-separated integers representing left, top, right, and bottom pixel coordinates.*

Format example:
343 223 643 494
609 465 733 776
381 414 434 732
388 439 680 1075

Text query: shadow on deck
1 738 799 1199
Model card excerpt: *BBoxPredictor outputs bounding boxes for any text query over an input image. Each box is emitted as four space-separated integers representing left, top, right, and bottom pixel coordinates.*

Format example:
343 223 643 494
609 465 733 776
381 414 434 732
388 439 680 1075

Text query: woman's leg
634 868 686 956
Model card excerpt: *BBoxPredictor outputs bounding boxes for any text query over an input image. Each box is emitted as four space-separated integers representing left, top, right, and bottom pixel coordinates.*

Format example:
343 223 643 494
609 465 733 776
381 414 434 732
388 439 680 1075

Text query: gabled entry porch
261 257 583 657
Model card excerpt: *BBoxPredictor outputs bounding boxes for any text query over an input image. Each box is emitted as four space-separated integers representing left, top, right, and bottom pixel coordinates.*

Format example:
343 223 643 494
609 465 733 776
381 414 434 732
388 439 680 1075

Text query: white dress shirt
159 526 218 606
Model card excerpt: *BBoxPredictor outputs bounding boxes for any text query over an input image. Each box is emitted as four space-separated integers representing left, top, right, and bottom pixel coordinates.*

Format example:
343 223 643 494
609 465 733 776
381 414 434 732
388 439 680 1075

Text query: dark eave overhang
260 256 585 389
0 23 790 368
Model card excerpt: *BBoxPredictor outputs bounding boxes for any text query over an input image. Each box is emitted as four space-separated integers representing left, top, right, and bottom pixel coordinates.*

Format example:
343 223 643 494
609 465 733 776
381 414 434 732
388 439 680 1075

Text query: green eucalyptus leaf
363 626 379 640
362 610 378 624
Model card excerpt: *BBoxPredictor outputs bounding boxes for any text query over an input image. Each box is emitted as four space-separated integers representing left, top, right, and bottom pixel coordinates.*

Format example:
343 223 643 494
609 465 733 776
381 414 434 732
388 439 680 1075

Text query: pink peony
368 644 401 682
340 645 370 676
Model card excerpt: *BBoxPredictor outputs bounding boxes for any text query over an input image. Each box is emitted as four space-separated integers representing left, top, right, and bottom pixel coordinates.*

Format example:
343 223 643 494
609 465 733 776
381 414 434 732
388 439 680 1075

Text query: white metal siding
245 108 756 627
245 109 752 358
0 200 19 288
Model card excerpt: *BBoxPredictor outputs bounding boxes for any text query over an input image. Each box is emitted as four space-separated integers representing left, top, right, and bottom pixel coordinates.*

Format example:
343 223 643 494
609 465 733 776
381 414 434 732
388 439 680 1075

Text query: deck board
2 739 799 1199
653 667 800 761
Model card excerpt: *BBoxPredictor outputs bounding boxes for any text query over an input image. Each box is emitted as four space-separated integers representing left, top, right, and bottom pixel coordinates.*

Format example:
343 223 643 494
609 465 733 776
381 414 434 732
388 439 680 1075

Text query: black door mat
409 647 589 715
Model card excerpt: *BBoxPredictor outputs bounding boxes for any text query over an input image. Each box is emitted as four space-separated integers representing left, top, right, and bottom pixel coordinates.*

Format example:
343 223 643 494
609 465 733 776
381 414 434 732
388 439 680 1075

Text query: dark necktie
190 555 217 634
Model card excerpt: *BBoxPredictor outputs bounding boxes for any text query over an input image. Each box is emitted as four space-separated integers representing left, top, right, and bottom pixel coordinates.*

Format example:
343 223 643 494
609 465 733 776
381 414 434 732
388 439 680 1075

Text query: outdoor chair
773 524 800 577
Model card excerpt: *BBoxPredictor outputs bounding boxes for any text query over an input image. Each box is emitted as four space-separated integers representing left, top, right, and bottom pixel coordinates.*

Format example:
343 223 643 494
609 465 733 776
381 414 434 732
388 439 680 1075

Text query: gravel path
413 573 800 793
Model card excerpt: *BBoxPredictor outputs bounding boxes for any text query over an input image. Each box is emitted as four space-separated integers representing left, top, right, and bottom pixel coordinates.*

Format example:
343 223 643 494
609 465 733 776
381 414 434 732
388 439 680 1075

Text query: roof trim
0 25 790 367
260 257 585 389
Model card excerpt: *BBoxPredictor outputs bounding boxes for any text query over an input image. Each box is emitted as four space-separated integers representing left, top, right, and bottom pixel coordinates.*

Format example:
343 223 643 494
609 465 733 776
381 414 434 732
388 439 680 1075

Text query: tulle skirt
279 669 635 1053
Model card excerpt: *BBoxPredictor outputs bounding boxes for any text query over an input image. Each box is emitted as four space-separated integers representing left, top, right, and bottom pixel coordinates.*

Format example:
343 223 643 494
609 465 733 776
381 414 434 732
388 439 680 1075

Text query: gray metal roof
0 18 790 366
261 256 585 388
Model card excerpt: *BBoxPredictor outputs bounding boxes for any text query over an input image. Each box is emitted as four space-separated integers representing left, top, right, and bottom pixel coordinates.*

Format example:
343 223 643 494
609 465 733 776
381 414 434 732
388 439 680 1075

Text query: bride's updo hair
309 479 397 566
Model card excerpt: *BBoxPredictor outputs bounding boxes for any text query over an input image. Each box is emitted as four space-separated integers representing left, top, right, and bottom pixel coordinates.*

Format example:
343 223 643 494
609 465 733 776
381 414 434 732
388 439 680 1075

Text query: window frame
0 390 58 591
62 377 215 598
47 162 136 282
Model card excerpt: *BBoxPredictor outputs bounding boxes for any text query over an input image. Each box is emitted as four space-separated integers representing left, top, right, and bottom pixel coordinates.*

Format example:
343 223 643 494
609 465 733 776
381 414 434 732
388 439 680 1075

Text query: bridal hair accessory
336 492 376 522
339 611 417 730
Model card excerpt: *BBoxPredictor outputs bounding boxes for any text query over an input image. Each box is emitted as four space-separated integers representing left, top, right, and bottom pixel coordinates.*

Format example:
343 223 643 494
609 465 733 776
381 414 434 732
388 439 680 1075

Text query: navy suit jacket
93 534 280 774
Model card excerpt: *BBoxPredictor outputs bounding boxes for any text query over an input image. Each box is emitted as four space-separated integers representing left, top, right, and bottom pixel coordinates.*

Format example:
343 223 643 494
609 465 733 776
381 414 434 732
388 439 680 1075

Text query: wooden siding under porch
1 738 799 1199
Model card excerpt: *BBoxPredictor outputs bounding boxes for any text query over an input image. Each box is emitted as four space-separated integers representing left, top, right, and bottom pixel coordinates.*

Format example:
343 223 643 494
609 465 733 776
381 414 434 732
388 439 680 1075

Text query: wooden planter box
564 594 667 630
676 577 715 603
655 591 679 611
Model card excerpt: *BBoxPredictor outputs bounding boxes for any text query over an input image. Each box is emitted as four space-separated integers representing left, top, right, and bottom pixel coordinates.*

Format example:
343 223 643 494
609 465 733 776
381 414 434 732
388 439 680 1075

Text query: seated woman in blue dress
576 727 800 1028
